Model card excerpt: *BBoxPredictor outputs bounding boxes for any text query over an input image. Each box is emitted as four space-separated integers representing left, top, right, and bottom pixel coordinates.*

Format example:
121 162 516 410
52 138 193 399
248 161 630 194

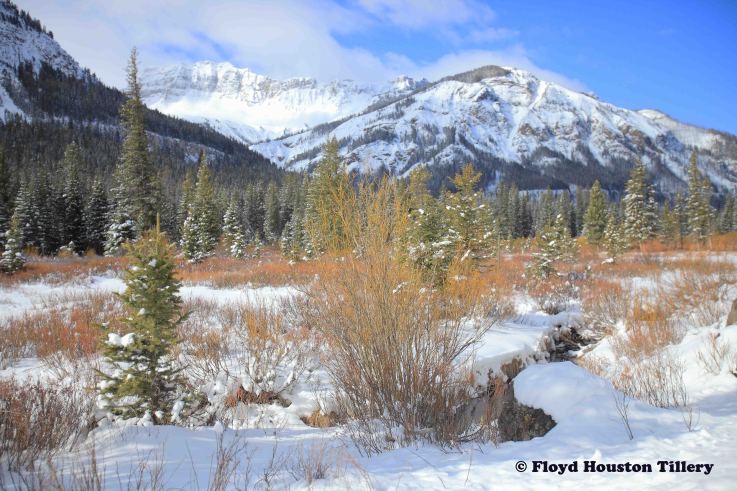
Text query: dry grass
0 256 125 287
0 291 123 376
176 252 342 288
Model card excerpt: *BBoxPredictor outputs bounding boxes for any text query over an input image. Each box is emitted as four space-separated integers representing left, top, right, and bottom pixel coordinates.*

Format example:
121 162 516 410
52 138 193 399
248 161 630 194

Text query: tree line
1 50 734 274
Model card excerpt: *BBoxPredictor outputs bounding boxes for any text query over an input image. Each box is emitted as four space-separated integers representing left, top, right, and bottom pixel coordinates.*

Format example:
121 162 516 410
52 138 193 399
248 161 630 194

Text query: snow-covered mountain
140 61 427 143
0 0 82 120
250 66 737 193
142 60 737 193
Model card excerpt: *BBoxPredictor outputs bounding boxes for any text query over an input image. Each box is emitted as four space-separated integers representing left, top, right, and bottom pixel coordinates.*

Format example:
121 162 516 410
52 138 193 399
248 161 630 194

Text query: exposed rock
497 382 556 442
727 298 737 326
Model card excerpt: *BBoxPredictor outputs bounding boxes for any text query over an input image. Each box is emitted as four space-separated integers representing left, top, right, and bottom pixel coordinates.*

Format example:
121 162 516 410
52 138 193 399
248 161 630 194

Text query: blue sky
22 0 737 133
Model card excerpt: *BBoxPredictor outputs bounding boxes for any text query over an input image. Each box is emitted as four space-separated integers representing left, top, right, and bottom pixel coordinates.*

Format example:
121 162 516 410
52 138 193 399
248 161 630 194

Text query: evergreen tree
718 192 735 233
685 151 713 244
406 168 453 277
0 148 10 247
556 191 574 237
1 213 25 274
623 161 655 248
531 212 578 279
574 186 589 239
98 218 186 424
222 199 247 258
583 180 608 245
180 153 220 262
243 184 266 240
36 172 62 255
303 138 352 254
263 182 281 243
281 174 310 259
674 191 688 248
193 155 220 257
660 199 680 247
84 180 109 255
107 48 160 247
443 164 492 263
535 188 556 233
603 210 627 260
177 170 195 233
13 180 39 250
60 142 86 252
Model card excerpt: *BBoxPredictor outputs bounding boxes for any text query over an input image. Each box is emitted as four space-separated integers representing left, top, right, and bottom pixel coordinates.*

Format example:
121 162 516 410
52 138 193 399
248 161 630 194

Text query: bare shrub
177 300 234 387
229 301 314 403
288 440 333 485
581 279 632 338
527 275 580 315
0 379 95 471
697 331 735 375
617 351 689 409
611 387 633 440
300 249 499 454
205 432 251 491
612 293 682 359
662 268 737 328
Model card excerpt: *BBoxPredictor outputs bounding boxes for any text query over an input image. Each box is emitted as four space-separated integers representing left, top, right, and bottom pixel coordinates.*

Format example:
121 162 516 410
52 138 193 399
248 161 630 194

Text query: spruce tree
107 48 160 250
584 180 608 245
603 210 627 261
0 148 9 247
222 199 247 258
536 188 556 233
60 142 86 253
718 193 735 234
685 151 713 244
180 154 220 262
574 186 589 239
84 180 109 255
263 182 281 243
178 170 195 233
406 168 448 263
98 218 186 424
623 161 655 248
304 138 352 253
443 164 492 263
13 180 38 250
531 212 578 279
36 172 62 255
556 191 574 238
1 213 25 274
660 199 680 247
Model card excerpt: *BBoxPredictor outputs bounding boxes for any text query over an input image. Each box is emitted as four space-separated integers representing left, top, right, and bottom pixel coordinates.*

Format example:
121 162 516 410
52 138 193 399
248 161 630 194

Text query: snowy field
1 255 736 490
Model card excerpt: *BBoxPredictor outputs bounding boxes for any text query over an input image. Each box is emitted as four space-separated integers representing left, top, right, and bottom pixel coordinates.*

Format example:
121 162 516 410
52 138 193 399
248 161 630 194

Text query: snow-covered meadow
1 251 736 490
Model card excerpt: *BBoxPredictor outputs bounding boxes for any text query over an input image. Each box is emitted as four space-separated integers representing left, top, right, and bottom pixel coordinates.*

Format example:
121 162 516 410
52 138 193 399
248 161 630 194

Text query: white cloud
18 0 583 91
356 0 495 30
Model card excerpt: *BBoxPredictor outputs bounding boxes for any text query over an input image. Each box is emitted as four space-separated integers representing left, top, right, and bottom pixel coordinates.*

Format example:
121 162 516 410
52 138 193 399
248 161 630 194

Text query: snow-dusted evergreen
685 152 714 243
0 212 24 273
98 221 186 424
532 212 578 278
180 153 220 263
105 49 160 255
623 161 657 247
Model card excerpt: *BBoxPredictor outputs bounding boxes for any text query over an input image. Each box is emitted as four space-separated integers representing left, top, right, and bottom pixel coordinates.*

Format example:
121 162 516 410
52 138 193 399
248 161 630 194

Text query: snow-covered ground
1 268 736 490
